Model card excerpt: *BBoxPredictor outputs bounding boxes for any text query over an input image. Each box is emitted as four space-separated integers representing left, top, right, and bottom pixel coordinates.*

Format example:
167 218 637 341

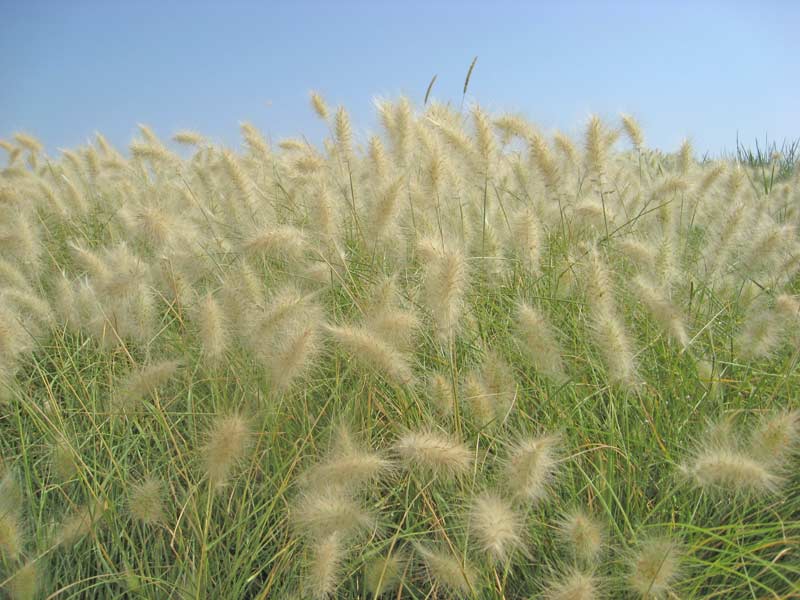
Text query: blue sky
1 0 798 156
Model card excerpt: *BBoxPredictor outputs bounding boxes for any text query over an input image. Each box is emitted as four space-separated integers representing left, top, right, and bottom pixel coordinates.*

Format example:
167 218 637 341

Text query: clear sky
1 0 798 157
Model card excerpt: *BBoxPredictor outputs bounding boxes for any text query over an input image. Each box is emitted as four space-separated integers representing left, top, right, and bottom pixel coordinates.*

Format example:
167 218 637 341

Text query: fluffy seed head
628 536 682 598
632 276 689 348
292 149 326 174
696 358 721 398
201 414 252 488
696 162 726 196
494 113 531 143
584 247 615 313
393 430 472 480
390 97 413 163
554 131 578 164
7 560 40 600
0 210 40 267
306 533 344 599
0 482 23 559
240 122 271 161
471 104 496 169
50 438 79 481
515 302 567 381
583 250 637 387
775 294 800 320
478 350 516 422
529 131 560 189
279 137 306 152
503 434 560 502
292 488 375 539
620 114 644 149
422 244 468 343
133 206 180 249
301 427 392 492
195 292 228 367
735 310 782 361
243 225 308 262
414 543 477 596
266 323 321 392
367 135 389 179
137 123 160 145
326 324 415 386
428 372 455 417
113 360 180 416
584 115 607 177
13 132 43 154
462 371 494 427
677 139 692 174
309 91 330 120
365 178 404 244
543 569 600 600
468 492 524 563
0 468 22 515
364 552 405 597
684 445 782 493
0 305 31 368
2 288 54 335
128 477 165 525
590 311 638 388
334 106 352 158
618 239 656 271
747 409 800 466
308 184 341 240
130 141 177 166
573 199 609 229
0 257 30 291
250 285 316 339
0 520 23 562
68 242 108 281
55 499 106 547
366 308 419 352
172 130 205 146
557 508 605 563
221 149 255 209
509 207 543 272
430 114 474 166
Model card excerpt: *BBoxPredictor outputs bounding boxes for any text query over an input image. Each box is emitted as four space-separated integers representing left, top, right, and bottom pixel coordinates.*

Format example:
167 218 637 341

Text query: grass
0 99 798 599
734 135 800 193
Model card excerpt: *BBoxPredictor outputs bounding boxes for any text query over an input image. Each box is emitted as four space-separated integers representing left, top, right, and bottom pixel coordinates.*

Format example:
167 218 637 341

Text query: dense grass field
0 96 799 599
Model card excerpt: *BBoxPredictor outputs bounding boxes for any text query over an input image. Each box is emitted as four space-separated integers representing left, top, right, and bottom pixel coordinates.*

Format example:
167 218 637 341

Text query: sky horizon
1 0 799 158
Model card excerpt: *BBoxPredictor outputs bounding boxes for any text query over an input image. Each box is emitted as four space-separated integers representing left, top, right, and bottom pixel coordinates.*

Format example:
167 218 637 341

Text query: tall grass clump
0 94 798 598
